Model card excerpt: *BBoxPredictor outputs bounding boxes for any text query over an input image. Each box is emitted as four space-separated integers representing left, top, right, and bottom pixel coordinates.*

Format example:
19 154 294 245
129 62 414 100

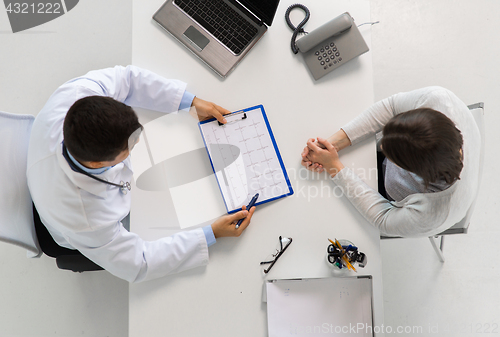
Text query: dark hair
380 108 463 187
63 96 143 162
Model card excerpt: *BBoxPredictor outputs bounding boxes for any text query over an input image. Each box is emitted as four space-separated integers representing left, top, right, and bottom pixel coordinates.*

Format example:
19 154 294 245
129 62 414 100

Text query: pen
235 193 259 229
333 238 357 272
334 238 353 271
335 239 356 271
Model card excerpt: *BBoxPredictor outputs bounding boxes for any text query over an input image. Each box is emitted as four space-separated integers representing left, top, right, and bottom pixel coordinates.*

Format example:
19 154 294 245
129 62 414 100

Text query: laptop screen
238 0 280 26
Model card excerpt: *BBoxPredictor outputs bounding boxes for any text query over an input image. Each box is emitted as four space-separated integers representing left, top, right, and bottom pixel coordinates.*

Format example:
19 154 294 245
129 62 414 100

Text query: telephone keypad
315 41 342 71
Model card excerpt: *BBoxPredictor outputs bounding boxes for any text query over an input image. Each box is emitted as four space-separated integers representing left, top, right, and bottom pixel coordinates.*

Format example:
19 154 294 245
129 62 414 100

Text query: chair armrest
56 255 104 273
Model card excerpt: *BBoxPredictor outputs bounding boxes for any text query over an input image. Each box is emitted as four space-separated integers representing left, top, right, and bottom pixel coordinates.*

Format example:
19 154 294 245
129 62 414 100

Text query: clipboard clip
218 111 247 126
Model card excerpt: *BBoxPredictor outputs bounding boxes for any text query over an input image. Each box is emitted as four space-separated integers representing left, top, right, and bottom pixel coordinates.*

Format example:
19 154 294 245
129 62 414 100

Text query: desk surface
129 0 384 336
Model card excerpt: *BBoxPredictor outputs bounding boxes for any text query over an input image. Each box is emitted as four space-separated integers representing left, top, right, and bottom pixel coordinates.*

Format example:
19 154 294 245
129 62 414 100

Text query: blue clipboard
199 105 293 213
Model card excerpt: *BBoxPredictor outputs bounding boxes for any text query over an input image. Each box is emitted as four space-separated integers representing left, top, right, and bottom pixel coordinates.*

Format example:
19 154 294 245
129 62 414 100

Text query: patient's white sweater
333 87 481 237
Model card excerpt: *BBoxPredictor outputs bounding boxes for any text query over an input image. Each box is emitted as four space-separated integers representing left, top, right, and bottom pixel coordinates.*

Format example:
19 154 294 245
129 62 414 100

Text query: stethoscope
62 143 131 195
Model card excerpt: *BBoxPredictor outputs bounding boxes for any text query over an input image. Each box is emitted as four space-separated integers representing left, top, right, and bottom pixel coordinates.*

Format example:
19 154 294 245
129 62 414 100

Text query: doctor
27 65 255 283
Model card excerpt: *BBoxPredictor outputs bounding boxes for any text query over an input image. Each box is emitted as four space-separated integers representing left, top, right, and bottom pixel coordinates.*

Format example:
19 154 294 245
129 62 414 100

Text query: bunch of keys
327 238 367 271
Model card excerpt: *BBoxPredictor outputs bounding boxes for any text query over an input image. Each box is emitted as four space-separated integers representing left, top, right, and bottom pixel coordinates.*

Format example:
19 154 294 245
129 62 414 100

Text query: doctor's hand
211 205 256 238
191 97 231 124
301 137 344 178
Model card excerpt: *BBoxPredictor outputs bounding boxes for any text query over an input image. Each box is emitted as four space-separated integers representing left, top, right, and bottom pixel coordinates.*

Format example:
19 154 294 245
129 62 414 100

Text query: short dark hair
380 108 463 187
63 96 143 162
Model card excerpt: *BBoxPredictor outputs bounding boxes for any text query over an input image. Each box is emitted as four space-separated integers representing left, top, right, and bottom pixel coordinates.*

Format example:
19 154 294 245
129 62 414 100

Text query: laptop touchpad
182 26 209 52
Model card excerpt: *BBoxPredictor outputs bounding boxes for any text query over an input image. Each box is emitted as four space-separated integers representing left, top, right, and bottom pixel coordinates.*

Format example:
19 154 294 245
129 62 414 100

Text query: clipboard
199 105 293 213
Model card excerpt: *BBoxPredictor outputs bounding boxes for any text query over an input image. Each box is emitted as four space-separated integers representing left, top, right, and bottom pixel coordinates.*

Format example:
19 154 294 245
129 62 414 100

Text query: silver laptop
153 0 280 78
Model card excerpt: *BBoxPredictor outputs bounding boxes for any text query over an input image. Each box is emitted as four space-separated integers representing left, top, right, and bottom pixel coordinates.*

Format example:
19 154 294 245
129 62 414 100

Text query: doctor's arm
64 207 255 283
64 223 209 283
81 65 230 123
211 205 255 238
190 96 231 125
202 206 255 247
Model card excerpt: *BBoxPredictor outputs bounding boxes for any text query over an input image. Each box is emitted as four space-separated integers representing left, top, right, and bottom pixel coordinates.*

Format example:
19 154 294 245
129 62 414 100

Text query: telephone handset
286 7 369 80
295 13 353 52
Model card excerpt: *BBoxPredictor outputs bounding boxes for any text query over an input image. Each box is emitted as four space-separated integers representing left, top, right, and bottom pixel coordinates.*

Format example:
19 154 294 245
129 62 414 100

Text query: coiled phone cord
286 5 379 55
285 4 310 54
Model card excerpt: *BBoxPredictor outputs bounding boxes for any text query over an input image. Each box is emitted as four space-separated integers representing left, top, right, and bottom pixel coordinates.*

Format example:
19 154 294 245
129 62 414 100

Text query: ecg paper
266 277 374 337
199 105 292 212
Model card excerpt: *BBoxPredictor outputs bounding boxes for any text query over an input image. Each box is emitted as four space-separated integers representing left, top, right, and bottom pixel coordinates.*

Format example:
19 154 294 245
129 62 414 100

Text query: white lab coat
27 65 209 283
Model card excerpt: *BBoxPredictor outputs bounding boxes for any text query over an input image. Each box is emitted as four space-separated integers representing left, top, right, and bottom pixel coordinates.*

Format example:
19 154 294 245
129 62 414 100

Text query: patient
301 87 481 237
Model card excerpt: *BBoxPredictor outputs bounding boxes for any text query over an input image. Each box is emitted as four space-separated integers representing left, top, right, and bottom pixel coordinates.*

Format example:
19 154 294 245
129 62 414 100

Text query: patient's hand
301 137 344 177
301 144 324 173
301 130 351 173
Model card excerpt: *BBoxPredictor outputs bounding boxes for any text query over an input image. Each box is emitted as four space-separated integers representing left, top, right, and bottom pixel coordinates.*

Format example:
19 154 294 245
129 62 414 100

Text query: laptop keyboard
174 0 259 55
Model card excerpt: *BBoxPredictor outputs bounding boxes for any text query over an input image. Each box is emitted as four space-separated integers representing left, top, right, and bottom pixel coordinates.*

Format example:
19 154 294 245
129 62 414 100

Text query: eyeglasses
260 236 292 274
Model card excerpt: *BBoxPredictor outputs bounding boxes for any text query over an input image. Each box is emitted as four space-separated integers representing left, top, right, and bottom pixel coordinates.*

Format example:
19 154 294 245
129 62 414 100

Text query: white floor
0 1 131 336
1 0 499 336
372 0 500 335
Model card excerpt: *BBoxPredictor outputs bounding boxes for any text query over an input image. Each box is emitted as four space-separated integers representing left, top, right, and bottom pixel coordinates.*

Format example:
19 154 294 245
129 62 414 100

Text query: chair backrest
0 111 40 256
438 103 485 235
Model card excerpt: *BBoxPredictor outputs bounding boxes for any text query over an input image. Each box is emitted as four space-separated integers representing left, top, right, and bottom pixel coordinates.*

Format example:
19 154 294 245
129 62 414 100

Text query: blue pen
235 193 259 229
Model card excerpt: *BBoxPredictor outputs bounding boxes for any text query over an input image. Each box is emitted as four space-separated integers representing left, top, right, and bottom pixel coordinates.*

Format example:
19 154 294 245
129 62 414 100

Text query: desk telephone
286 6 369 80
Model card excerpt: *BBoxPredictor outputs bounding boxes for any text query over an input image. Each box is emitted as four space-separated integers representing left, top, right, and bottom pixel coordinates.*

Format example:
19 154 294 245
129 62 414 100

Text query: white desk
129 0 384 336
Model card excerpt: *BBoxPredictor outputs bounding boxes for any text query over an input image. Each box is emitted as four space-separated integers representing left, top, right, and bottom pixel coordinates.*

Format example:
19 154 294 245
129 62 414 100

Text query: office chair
380 103 485 262
0 111 103 272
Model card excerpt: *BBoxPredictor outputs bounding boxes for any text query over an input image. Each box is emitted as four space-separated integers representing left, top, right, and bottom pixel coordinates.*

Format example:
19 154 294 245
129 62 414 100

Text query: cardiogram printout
199 105 293 213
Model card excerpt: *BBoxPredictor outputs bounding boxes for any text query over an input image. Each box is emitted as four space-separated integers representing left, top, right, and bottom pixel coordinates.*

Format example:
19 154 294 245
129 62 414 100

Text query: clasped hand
301 137 344 177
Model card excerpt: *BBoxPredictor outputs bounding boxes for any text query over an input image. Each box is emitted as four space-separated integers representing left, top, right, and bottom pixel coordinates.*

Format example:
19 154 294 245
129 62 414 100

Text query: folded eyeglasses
260 236 292 274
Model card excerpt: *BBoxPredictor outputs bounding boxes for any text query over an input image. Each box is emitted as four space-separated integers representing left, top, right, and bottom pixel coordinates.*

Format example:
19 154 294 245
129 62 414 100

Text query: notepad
199 105 293 213
266 277 374 337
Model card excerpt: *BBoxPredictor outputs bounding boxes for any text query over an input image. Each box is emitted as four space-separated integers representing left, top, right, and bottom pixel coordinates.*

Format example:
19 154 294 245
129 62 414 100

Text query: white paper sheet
266 277 374 337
